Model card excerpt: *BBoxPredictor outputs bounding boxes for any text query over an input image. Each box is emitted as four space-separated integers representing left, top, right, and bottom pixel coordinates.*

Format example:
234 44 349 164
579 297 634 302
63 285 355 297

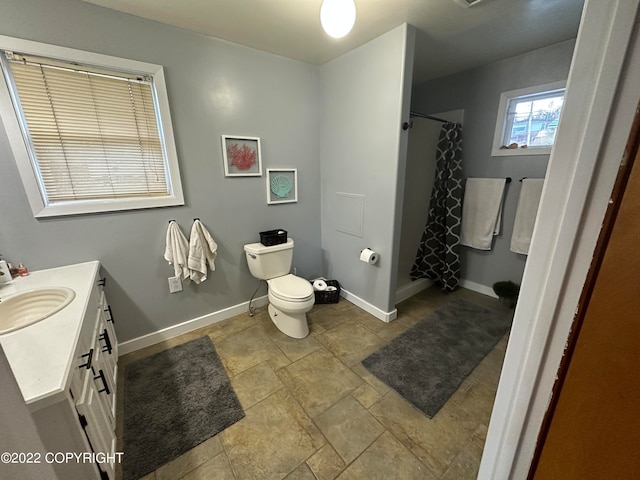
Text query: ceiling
77 0 585 84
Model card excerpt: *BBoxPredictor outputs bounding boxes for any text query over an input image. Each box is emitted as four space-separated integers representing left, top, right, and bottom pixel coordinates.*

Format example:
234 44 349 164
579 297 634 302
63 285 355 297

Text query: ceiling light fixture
320 0 356 39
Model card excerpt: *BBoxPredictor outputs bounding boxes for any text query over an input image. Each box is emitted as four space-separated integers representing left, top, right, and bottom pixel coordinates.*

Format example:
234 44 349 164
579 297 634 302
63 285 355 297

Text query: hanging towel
188 219 218 284
460 178 507 250
164 221 190 280
510 178 545 254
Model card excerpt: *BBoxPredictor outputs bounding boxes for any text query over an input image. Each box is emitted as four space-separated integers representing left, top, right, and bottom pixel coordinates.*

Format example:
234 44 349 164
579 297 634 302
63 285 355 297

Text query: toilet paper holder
360 248 379 265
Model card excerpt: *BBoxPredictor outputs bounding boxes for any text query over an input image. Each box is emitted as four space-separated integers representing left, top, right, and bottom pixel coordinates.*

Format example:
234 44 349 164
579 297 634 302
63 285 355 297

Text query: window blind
4 52 169 203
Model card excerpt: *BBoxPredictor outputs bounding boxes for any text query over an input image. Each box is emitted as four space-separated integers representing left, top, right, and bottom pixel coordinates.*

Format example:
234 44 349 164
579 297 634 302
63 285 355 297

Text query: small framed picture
267 169 298 204
221 135 262 177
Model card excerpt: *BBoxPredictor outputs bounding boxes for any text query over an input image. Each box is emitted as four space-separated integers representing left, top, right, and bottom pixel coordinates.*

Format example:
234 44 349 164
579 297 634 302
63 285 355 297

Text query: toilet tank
244 238 294 280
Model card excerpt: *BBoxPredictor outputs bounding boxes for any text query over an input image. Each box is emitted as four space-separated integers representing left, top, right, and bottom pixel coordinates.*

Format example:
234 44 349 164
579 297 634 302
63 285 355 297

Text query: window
492 81 566 156
0 36 183 217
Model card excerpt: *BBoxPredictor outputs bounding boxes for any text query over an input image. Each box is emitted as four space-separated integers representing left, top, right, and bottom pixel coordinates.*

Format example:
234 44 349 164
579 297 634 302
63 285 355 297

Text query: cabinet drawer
69 280 102 401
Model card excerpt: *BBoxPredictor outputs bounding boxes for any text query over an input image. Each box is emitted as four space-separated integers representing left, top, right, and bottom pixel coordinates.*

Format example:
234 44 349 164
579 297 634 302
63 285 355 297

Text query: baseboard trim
339 288 397 323
118 285 402 355
459 279 498 298
118 295 269 356
395 278 432 303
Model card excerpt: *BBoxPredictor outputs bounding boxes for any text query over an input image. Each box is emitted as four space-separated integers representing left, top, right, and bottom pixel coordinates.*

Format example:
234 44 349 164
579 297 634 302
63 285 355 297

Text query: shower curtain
410 122 463 291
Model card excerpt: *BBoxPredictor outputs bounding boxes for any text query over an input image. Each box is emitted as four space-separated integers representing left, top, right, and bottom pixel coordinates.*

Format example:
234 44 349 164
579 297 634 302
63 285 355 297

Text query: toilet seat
268 274 314 302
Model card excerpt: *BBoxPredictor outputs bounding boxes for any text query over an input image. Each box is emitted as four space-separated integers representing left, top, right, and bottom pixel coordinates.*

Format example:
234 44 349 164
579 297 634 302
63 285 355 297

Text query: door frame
479 1 640 478
528 88 640 480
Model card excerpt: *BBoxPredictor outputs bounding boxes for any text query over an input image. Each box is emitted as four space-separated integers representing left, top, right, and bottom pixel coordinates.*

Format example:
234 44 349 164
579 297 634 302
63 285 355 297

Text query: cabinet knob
79 349 94 370
104 304 115 324
93 369 110 395
99 329 113 355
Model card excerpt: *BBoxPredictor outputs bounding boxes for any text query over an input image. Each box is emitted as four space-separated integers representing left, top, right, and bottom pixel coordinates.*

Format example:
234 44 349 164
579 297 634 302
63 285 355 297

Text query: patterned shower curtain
410 122 463 291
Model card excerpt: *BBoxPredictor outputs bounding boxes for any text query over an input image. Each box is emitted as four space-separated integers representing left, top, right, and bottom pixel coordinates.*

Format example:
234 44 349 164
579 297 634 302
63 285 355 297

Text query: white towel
188 220 218 284
510 178 545 255
460 178 507 250
164 221 190 280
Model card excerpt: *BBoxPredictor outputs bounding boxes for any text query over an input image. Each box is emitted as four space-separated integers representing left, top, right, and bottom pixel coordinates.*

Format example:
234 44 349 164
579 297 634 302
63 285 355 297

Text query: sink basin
0 287 76 334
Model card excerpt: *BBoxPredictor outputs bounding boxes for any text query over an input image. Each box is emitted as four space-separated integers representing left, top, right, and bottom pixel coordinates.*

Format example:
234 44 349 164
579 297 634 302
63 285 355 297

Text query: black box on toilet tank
259 229 288 246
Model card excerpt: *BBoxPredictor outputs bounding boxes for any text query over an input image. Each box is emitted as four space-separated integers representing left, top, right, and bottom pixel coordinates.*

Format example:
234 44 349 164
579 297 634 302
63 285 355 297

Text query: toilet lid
268 274 314 301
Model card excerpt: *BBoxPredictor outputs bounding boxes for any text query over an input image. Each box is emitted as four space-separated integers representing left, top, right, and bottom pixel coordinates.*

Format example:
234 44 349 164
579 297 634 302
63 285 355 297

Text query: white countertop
0 261 100 407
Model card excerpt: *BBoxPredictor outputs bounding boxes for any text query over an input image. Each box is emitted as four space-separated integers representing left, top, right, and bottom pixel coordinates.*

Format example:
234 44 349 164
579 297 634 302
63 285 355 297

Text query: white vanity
0 261 118 480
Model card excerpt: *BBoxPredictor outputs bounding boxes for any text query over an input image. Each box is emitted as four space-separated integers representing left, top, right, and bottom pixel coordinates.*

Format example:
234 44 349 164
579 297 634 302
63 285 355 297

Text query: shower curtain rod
409 111 450 123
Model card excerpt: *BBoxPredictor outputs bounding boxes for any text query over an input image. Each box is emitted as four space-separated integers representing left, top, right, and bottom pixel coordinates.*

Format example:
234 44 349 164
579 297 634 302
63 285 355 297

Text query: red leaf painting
228 143 257 170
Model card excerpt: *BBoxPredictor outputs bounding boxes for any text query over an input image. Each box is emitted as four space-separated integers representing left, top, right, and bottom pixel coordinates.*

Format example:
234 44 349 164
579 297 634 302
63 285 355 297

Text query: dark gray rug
362 299 511 418
123 336 244 480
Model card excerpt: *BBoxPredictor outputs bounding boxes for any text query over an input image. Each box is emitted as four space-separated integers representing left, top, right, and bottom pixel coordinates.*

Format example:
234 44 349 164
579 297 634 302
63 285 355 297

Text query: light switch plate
168 276 182 293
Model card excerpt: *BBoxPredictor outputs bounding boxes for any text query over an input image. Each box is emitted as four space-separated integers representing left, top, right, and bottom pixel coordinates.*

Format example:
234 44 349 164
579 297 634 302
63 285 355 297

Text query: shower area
396 109 465 303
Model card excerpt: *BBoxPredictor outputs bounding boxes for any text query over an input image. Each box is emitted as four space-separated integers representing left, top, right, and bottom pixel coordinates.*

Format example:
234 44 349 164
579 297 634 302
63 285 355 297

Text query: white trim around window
0 36 184 217
491 80 566 157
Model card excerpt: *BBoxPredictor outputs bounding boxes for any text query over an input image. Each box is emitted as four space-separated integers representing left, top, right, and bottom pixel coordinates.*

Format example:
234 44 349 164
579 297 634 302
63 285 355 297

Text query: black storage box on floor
259 229 288 246
313 279 341 304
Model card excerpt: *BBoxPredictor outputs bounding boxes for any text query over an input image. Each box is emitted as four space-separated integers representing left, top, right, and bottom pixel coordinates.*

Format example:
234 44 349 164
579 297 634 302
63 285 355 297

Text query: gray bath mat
362 299 511 418
123 336 244 480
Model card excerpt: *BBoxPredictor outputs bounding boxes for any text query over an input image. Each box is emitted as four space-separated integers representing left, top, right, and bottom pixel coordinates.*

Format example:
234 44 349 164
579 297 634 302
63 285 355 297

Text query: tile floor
116 287 512 480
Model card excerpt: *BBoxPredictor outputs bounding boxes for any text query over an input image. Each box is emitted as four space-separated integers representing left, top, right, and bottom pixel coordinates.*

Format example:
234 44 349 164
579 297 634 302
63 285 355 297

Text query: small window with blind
0 37 183 217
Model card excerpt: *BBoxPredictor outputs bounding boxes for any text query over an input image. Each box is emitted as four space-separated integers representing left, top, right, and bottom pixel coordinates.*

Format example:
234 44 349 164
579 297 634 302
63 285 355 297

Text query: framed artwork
221 135 262 177
267 169 298 204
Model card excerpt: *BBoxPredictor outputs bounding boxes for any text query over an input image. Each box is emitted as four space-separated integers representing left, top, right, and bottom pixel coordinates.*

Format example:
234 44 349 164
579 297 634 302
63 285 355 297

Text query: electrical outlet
168 276 182 293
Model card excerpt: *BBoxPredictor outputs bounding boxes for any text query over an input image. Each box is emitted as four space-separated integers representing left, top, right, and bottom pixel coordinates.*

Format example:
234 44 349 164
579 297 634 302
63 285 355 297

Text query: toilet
244 238 314 338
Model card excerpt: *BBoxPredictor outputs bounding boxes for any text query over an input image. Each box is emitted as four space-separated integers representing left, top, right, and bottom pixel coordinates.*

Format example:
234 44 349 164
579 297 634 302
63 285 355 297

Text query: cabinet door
96 309 117 421
91 316 116 430
76 370 116 480
98 298 118 388
98 289 118 419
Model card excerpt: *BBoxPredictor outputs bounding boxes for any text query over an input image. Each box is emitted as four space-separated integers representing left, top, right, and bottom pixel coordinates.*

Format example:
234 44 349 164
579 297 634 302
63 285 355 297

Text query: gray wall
0 0 322 342
410 40 575 290
397 117 440 291
320 24 415 315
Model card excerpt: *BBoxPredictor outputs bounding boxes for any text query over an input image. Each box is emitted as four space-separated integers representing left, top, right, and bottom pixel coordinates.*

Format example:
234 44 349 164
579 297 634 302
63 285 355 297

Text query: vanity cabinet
0 261 118 480
71 276 118 479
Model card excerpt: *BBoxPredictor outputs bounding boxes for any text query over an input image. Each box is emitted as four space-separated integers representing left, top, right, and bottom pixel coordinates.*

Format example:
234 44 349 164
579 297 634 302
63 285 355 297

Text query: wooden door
530 111 640 478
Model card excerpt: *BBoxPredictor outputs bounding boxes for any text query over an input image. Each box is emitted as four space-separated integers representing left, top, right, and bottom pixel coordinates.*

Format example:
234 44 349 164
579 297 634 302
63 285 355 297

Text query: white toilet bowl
244 238 315 339
267 274 314 338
